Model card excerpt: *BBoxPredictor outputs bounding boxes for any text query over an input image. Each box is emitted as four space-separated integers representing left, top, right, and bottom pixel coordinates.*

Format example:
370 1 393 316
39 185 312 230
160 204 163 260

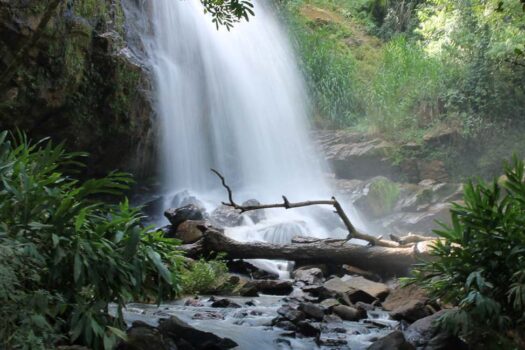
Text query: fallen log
185 229 434 276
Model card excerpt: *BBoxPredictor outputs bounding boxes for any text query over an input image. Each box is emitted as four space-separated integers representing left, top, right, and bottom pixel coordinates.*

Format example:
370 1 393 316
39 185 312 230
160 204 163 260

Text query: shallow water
117 293 397 350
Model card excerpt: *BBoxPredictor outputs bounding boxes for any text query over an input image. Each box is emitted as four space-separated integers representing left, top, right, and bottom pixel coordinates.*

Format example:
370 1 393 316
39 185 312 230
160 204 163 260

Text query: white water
136 0 366 259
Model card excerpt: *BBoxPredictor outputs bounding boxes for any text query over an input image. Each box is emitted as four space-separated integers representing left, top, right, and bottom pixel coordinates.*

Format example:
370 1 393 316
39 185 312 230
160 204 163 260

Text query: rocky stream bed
116 129 469 350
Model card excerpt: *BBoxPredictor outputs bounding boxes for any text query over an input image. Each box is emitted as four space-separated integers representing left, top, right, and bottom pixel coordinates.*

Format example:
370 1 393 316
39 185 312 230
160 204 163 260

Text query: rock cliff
0 0 156 178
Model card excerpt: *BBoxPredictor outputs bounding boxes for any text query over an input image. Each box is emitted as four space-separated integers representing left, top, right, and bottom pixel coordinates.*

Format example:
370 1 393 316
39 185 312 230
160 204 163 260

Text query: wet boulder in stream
158 316 238 349
164 204 205 229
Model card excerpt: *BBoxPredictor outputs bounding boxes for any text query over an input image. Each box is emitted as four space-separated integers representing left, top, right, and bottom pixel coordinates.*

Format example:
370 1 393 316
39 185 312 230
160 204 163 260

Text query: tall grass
284 4 363 127
364 36 450 138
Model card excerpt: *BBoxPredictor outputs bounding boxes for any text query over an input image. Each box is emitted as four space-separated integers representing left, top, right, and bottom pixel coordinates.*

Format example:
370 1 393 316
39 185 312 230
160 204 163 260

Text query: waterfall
125 0 365 251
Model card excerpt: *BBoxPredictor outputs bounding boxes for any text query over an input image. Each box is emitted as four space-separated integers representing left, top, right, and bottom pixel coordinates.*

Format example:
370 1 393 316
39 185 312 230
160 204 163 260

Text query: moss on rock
0 0 155 178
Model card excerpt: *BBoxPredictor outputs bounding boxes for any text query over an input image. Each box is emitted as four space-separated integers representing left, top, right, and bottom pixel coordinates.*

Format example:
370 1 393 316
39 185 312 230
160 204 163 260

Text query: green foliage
407 158 525 347
200 0 254 30
0 131 183 349
367 177 400 216
364 36 449 137
284 1 363 126
181 258 230 295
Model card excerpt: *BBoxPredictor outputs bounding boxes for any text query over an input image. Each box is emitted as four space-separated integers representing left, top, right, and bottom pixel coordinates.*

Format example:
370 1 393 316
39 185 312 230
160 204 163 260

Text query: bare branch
211 169 398 247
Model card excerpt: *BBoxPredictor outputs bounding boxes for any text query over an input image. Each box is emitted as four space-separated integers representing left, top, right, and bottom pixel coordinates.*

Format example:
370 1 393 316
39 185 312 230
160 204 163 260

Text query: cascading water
118 3 395 348
135 0 366 265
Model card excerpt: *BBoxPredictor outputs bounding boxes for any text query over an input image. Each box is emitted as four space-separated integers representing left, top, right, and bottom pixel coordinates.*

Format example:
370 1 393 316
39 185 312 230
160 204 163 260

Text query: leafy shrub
181 258 230 295
0 131 183 349
366 177 400 217
407 158 525 348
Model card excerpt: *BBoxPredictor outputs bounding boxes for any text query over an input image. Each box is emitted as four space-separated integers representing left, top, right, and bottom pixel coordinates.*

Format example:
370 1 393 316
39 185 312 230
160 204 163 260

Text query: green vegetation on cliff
0 0 153 178
283 0 525 179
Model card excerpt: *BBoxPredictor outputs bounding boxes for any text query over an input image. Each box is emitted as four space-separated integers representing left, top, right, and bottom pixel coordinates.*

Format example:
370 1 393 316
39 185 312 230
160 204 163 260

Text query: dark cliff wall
0 0 156 178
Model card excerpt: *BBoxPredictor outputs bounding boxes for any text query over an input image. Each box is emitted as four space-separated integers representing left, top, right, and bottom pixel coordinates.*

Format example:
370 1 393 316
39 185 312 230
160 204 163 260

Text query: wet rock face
0 0 156 178
331 173 462 235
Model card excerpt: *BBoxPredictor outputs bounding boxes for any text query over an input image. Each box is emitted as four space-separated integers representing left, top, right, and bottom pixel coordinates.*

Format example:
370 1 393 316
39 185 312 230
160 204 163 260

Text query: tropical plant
0 130 183 349
407 157 525 348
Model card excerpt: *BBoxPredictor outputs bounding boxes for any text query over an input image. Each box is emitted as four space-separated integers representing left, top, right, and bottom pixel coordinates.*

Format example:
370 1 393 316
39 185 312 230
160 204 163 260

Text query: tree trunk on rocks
185 229 433 276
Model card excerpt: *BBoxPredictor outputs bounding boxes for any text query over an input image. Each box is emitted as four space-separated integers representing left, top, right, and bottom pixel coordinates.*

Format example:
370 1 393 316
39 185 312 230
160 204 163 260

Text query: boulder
404 310 466 349
332 305 367 321
382 285 431 322
298 302 325 321
277 305 305 324
210 298 241 308
340 276 390 300
318 332 347 347
226 260 279 280
141 196 165 220
164 204 204 229
241 199 266 224
169 220 204 243
296 320 321 337
170 190 205 210
158 316 237 349
242 280 293 296
210 200 265 228
210 205 244 227
117 322 175 350
273 318 297 331
292 267 324 285
367 331 415 350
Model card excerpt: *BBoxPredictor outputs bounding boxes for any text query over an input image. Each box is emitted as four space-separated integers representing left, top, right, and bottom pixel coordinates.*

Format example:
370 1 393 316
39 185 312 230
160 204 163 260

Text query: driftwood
184 229 433 276
211 169 398 248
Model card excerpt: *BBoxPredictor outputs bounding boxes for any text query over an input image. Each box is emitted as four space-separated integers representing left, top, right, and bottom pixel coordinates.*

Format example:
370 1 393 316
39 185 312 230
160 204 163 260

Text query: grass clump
366 177 400 217
181 258 230 295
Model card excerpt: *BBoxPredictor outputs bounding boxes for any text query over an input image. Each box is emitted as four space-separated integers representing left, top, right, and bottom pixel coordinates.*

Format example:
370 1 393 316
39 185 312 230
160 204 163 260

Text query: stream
117 292 397 349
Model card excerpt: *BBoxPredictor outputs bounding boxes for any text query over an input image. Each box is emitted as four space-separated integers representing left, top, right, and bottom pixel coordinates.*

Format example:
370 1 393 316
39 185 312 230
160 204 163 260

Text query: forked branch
211 169 398 247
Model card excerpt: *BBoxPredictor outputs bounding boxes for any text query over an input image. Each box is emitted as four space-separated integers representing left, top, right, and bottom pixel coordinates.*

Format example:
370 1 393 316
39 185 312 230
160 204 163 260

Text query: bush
0 131 183 349
407 157 525 348
181 258 230 295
